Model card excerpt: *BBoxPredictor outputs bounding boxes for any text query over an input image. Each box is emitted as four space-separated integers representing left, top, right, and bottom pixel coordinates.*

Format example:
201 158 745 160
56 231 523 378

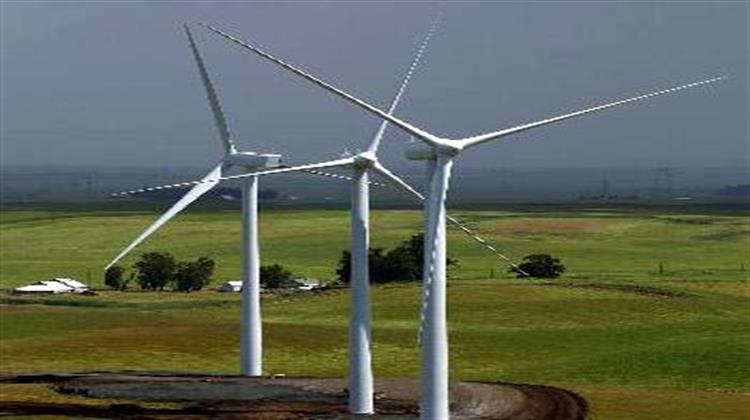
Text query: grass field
1 205 749 418
1 206 748 288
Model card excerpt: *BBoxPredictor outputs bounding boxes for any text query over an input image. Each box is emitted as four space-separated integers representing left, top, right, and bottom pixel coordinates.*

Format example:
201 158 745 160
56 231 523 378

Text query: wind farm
1 3 747 420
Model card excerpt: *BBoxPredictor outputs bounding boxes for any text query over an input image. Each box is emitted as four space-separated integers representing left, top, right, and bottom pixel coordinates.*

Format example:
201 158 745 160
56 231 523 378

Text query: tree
384 234 423 281
104 265 128 291
338 248 385 284
260 264 294 289
511 254 566 279
174 257 215 292
377 247 414 283
134 252 176 290
335 251 352 284
335 233 458 284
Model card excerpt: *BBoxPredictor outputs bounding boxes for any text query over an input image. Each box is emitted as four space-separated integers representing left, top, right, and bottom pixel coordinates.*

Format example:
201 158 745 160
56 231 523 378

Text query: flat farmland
1 206 748 418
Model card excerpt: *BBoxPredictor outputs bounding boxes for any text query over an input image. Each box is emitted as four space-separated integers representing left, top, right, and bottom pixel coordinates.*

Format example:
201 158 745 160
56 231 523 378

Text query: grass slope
1 208 748 288
1 207 749 418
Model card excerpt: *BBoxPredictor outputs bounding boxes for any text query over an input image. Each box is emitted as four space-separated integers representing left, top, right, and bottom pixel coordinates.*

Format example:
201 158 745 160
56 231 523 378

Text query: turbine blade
184 24 236 154
105 163 223 269
110 157 357 196
371 161 526 275
299 168 387 187
366 13 442 153
201 23 446 148
371 161 425 200
459 76 725 149
444 215 529 277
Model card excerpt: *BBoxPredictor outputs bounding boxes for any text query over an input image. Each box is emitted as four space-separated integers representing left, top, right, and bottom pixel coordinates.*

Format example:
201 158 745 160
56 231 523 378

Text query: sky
1 1 748 172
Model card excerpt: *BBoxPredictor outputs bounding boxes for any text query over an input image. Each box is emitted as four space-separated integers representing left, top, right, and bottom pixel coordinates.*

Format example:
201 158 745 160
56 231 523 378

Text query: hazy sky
1 1 748 172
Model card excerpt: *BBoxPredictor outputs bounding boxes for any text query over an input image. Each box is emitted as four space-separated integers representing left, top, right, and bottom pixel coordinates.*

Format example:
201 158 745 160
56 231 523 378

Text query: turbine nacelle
404 142 460 161
225 151 283 169
352 151 377 169
404 143 436 161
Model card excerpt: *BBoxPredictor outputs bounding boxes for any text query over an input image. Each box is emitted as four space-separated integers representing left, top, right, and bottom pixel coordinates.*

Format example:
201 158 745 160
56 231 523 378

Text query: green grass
1 207 748 288
1 206 749 418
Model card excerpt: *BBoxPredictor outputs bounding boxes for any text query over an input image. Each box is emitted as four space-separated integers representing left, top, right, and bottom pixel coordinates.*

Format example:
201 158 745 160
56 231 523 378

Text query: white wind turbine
195 23 724 419
111 20 442 414
114 19 534 415
105 25 283 377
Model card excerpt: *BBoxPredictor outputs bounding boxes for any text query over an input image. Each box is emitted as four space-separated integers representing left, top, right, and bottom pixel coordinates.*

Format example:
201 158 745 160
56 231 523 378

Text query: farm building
52 278 89 292
294 279 320 291
13 278 88 294
215 279 320 293
215 281 243 293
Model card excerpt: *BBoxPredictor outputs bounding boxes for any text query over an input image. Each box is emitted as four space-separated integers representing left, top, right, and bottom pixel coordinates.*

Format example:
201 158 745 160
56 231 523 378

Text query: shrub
511 254 566 279
174 257 215 292
336 233 458 284
134 252 176 290
260 264 294 289
104 265 128 291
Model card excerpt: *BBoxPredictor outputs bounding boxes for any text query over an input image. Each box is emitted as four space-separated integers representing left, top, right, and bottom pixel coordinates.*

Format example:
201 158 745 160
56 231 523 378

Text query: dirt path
0 372 588 419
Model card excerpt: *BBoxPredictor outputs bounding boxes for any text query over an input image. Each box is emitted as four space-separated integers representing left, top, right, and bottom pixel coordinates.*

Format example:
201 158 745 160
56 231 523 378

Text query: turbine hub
353 151 376 169
436 142 462 157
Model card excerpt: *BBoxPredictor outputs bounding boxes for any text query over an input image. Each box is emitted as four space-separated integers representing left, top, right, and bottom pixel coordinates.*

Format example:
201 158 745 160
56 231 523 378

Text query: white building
52 278 88 292
15 280 73 294
215 280 243 293
294 278 320 291
13 278 88 294
215 279 320 293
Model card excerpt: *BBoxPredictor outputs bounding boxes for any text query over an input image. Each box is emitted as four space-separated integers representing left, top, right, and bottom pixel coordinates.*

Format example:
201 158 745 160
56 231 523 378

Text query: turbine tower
199 23 723 419
105 25 283 377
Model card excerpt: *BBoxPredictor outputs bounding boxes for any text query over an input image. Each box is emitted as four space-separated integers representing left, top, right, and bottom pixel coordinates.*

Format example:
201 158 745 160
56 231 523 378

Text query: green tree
383 234 422 281
335 233 458 284
104 265 128 291
511 254 566 279
335 250 352 284
379 247 416 282
260 264 294 289
337 248 388 284
134 252 176 290
384 233 457 281
174 257 215 292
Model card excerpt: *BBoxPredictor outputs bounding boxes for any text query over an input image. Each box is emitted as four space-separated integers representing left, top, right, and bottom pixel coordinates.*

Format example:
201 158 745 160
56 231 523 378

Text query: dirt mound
540 282 693 298
0 372 588 419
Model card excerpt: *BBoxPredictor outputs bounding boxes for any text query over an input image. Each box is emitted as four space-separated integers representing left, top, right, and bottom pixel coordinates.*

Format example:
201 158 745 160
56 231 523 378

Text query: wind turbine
112 18 535 415
112 18 434 415
105 25 284 377
195 23 724 419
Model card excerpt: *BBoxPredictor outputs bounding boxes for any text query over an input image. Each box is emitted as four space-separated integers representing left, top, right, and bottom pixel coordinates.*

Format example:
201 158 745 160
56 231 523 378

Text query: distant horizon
3 163 749 172
2 164 746 206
